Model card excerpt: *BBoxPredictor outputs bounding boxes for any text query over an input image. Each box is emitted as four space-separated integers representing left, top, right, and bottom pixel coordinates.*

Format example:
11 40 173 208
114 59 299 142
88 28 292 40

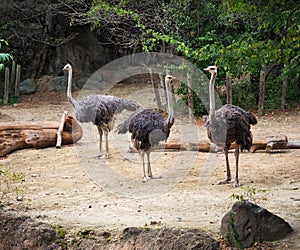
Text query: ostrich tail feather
116 120 129 134
120 99 140 111
248 112 258 125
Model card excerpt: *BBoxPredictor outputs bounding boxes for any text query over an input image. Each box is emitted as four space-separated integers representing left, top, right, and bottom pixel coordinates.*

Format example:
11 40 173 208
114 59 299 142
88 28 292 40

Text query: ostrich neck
66 68 77 108
209 73 216 120
165 80 174 121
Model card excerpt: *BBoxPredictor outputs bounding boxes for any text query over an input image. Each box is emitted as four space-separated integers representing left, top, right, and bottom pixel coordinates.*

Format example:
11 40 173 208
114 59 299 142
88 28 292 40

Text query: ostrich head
164 75 176 92
63 63 72 72
204 65 217 75
165 74 175 82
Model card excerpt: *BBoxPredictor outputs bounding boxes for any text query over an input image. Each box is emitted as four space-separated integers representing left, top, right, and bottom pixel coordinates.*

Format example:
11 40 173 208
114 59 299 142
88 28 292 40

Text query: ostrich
204 66 257 187
117 75 176 182
63 63 139 158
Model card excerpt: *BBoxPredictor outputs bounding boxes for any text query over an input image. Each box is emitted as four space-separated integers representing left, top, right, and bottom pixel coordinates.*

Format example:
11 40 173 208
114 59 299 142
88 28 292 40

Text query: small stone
16 195 23 201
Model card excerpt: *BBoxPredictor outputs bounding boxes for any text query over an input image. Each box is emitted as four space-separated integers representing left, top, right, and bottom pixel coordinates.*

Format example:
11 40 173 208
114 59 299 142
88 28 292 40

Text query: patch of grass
230 186 268 204
0 164 25 201
51 224 67 248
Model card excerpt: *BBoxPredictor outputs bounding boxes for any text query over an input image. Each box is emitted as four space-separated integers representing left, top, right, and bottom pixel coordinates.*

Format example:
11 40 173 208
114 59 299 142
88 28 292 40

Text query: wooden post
150 69 162 111
56 111 69 148
187 71 194 119
15 64 21 97
258 66 266 114
226 73 232 104
281 76 288 110
4 67 10 104
10 61 16 86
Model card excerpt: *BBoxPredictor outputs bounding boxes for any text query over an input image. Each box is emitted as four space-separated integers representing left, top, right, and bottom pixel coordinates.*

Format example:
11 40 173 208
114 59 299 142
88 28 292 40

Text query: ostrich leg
218 146 232 184
141 151 147 182
97 127 103 157
234 144 240 187
103 129 110 158
146 151 152 178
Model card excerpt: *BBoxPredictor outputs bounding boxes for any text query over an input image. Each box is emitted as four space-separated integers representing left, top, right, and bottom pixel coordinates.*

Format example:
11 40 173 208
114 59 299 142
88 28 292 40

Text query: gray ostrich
117 75 176 182
63 63 139 158
204 65 257 187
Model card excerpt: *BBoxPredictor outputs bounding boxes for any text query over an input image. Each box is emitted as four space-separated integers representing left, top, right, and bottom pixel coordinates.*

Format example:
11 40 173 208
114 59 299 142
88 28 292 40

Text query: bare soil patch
0 81 299 249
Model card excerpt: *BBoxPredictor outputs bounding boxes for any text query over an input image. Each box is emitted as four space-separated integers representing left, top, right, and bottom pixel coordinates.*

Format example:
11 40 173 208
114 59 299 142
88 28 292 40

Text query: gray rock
221 201 293 248
19 79 36 95
48 76 77 92
76 73 93 89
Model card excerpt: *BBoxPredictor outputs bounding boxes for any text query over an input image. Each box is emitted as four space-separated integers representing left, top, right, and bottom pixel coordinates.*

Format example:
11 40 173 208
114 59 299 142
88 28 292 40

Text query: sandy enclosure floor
0 81 300 249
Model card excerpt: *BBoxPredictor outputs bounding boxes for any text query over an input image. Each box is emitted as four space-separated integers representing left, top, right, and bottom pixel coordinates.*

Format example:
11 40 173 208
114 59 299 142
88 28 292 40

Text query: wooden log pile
0 112 82 157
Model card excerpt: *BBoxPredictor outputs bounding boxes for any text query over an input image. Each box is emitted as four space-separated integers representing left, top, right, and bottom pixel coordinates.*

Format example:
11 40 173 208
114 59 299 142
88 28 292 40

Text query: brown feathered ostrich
204 66 257 187
63 63 139 158
117 75 176 182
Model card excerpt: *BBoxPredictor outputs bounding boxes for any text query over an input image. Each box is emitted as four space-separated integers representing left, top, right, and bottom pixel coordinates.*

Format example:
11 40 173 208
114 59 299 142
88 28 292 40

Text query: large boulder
19 79 36 95
221 201 293 248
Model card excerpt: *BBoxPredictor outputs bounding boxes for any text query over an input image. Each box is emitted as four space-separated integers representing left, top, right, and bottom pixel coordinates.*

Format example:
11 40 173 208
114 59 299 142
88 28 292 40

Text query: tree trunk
258 66 266 114
281 76 288 110
0 115 82 157
187 71 194 120
4 67 10 105
15 65 21 97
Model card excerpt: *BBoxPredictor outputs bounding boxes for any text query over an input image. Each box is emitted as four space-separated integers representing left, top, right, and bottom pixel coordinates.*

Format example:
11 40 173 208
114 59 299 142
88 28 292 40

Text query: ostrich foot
142 176 163 182
217 177 231 185
233 179 240 187
97 153 111 159
103 153 111 159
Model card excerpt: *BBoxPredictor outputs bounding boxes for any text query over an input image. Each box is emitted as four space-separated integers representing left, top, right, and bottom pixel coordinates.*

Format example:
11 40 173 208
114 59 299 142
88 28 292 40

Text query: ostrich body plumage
206 104 257 151
204 65 257 187
63 63 139 158
118 108 173 152
117 75 175 182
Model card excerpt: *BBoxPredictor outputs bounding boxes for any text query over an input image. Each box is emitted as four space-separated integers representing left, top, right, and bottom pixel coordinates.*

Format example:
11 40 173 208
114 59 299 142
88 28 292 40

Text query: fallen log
0 115 82 157
151 136 300 153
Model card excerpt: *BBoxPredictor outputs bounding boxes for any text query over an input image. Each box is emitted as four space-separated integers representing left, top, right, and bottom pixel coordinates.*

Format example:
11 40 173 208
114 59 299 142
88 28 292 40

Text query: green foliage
52 224 67 247
0 38 13 70
230 186 267 205
0 164 25 201
229 212 243 249
175 81 208 116
2 0 299 110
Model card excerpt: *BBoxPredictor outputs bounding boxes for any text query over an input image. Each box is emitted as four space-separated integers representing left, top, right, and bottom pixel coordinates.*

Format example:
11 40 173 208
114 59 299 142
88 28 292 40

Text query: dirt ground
0 80 299 249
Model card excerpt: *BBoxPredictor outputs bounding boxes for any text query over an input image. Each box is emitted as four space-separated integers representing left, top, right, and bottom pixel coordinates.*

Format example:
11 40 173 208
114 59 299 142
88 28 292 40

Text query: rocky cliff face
0 1 122 79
